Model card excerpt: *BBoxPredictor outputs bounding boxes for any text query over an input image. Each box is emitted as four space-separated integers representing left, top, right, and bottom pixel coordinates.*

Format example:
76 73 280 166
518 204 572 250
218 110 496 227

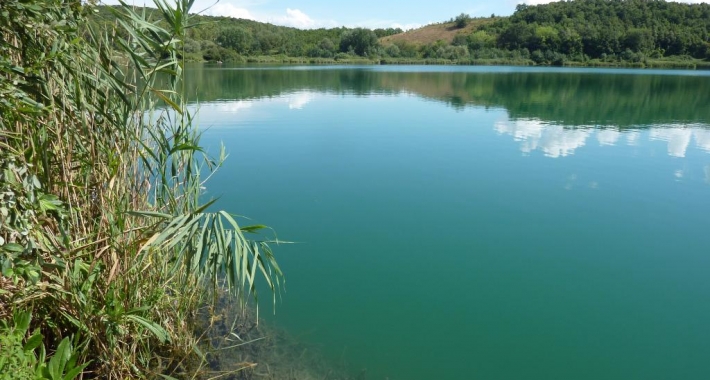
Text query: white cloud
626 131 640 146
519 0 559 5
103 1 337 29
540 126 592 158
287 92 315 110
597 129 621 146
649 126 693 158
495 118 591 158
206 3 255 19
351 19 422 30
202 5 334 29
693 129 710 153
198 1 337 29
214 100 253 113
269 8 315 28
497 123 710 159
391 22 423 31
647 126 710 157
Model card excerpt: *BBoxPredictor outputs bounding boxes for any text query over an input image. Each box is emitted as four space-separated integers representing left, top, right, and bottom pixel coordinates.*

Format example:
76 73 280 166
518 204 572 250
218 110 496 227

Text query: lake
185 65 710 380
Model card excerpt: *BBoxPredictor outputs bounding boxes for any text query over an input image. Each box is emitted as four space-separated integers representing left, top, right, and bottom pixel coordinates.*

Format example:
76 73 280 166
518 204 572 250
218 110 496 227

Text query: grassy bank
0 0 284 378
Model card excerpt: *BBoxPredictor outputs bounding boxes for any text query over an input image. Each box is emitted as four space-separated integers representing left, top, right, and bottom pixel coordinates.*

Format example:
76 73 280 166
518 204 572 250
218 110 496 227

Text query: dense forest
480 0 710 64
92 6 403 62
94 0 710 66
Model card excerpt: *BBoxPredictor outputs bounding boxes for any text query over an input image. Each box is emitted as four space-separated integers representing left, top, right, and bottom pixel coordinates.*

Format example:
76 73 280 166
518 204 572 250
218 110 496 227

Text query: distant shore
198 55 710 69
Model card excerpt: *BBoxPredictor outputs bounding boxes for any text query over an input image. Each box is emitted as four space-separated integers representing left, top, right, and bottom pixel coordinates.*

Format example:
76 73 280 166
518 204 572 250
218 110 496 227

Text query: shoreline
190 55 710 70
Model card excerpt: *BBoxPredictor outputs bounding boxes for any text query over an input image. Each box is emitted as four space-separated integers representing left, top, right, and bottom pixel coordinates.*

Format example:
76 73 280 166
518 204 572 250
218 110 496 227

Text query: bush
531 49 545 64
545 50 567 65
0 311 87 380
334 52 353 60
385 44 401 57
452 34 467 46
340 28 379 56
454 13 470 29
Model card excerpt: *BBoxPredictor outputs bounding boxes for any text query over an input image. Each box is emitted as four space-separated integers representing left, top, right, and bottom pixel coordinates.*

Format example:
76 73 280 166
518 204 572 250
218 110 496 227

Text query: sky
102 0 708 30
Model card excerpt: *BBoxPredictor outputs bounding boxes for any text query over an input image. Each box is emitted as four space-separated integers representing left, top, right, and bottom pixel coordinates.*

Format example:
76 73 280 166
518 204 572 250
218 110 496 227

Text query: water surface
186 65 710 380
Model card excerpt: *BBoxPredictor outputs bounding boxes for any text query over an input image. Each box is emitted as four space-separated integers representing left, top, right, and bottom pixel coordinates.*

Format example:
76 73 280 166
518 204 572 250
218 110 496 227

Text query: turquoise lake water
187 65 710 379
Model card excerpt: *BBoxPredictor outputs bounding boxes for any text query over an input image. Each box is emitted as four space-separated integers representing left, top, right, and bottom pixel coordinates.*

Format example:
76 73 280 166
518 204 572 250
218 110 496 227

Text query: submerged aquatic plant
0 0 283 377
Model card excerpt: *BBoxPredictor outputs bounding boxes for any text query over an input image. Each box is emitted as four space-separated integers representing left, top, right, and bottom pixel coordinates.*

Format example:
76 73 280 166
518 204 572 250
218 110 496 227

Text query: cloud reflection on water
496 118 710 158
494 119 592 158
198 91 316 115
197 93 710 161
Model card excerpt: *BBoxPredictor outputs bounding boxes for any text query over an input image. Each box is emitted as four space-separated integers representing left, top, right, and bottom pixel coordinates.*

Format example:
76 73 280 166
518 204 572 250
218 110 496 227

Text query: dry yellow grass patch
380 18 494 46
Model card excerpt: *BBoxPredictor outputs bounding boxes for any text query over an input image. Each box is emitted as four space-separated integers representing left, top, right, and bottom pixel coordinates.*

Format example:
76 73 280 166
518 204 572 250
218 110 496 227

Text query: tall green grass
0 0 283 378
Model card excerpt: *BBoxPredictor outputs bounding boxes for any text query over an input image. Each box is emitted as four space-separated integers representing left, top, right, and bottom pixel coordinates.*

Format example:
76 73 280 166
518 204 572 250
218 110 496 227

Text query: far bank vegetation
94 0 710 67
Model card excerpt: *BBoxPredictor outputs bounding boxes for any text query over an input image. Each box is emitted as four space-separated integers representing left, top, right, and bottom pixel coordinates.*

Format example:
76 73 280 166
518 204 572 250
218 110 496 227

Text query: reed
0 0 282 378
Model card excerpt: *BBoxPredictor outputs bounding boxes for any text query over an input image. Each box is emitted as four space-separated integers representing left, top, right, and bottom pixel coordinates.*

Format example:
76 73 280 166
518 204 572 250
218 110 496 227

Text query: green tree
339 28 379 56
385 44 401 57
454 13 470 29
624 28 654 53
319 37 336 54
533 25 560 51
468 30 496 50
217 26 253 54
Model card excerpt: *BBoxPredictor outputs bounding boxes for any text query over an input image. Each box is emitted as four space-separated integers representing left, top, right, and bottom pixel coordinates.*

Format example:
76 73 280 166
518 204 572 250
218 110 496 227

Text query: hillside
91 0 710 66
380 17 494 46
482 0 710 62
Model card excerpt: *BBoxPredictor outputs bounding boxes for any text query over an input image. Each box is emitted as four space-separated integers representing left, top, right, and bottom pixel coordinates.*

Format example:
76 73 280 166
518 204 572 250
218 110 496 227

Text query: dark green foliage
0 311 88 380
92 5 350 58
89 0 710 65
340 28 380 56
217 26 254 53
452 34 467 46
393 40 419 58
307 37 337 58
374 27 404 38
467 30 496 50
483 0 710 60
454 13 470 29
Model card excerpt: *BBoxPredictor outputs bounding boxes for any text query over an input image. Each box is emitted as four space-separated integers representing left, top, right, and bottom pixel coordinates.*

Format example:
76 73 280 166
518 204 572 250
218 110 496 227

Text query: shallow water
187 65 710 380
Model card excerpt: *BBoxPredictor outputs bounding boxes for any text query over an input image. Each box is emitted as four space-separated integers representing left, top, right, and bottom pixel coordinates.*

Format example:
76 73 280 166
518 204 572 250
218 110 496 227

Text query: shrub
454 13 470 29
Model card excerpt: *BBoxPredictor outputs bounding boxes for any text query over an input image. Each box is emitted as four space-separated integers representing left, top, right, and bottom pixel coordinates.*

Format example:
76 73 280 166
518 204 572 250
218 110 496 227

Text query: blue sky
104 0 708 30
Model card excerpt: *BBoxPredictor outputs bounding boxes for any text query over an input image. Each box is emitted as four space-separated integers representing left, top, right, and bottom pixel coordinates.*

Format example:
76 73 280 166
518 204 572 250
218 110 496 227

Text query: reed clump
0 0 282 378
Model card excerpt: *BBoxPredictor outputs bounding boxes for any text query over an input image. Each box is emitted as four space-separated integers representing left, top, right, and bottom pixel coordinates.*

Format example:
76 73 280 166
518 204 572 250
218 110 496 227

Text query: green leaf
48 338 72 380
24 332 43 352
126 210 172 219
240 224 268 233
125 315 170 343
150 89 182 115
13 311 31 336
2 243 25 253
62 362 89 380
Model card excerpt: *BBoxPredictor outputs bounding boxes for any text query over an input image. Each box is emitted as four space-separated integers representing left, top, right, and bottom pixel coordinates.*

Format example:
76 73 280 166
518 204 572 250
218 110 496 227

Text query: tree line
479 0 710 64
93 0 710 65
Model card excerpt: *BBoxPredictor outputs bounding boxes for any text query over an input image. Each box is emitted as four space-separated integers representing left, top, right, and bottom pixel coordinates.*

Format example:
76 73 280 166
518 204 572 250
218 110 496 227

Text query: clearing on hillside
380 18 495 46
